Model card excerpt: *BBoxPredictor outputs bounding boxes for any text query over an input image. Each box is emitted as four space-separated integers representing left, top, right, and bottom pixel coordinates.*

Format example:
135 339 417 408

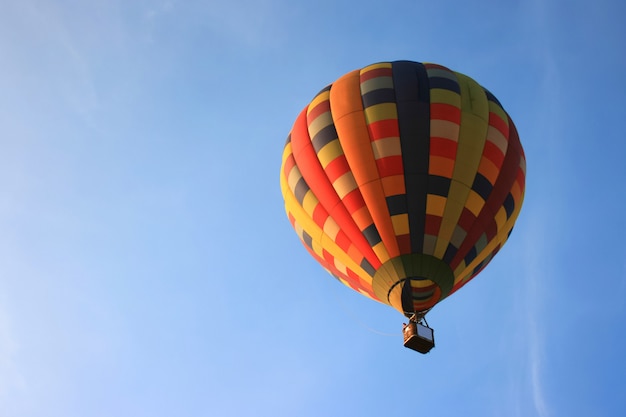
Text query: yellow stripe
430 88 460 106
456 73 489 122
391 214 409 235
281 142 292 166
453 119 488 188
317 140 343 168
364 103 397 123
301 191 318 217
307 90 330 116
361 62 392 72
310 237 325 258
465 190 485 217
453 261 466 281
410 279 436 288
372 241 390 263
426 194 446 216
434 181 470 258
371 137 401 159
494 206 507 231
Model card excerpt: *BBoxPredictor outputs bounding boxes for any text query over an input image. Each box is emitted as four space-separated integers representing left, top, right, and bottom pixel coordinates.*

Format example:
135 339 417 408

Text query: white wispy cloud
526 266 549 417
519 203 552 417
515 1 565 414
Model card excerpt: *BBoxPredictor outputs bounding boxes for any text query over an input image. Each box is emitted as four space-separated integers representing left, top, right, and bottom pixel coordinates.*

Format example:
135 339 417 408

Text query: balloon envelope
280 61 525 317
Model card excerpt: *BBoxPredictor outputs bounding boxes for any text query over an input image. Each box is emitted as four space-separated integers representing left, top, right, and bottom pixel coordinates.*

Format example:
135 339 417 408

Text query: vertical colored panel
434 73 489 259
330 69 399 261
359 63 412 255
424 64 461 256
392 61 431 254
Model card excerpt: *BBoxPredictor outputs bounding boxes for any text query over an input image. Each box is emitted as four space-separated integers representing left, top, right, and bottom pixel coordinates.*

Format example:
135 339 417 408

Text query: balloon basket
403 321 435 354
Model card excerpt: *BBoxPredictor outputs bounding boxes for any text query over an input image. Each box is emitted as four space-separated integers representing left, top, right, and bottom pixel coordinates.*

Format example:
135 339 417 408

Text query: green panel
373 254 455 315
456 73 489 122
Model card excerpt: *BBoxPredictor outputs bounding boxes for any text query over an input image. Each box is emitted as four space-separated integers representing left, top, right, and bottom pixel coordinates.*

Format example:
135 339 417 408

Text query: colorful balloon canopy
280 61 526 317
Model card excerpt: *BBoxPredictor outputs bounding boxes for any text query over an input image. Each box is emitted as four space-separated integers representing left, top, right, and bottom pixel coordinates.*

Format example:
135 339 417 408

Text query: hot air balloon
280 61 525 353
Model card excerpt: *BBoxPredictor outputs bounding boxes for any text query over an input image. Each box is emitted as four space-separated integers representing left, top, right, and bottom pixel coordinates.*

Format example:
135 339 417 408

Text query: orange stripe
476 157 499 185
381 175 406 196
330 72 379 184
330 70 400 259
429 156 455 178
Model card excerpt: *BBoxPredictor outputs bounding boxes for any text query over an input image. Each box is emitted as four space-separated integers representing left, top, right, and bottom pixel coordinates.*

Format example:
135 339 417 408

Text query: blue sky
0 0 624 416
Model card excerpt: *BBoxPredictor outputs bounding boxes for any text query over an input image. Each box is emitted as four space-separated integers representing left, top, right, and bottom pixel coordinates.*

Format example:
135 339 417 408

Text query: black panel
302 230 313 249
392 61 430 253
362 223 383 246
360 258 376 277
428 77 461 94
362 88 396 108
472 260 484 275
443 243 457 264
404 174 428 252
428 175 451 197
472 173 493 201
503 193 515 218
311 124 338 152
294 177 309 204
401 279 414 314
386 194 408 216
464 246 478 266
483 88 502 106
